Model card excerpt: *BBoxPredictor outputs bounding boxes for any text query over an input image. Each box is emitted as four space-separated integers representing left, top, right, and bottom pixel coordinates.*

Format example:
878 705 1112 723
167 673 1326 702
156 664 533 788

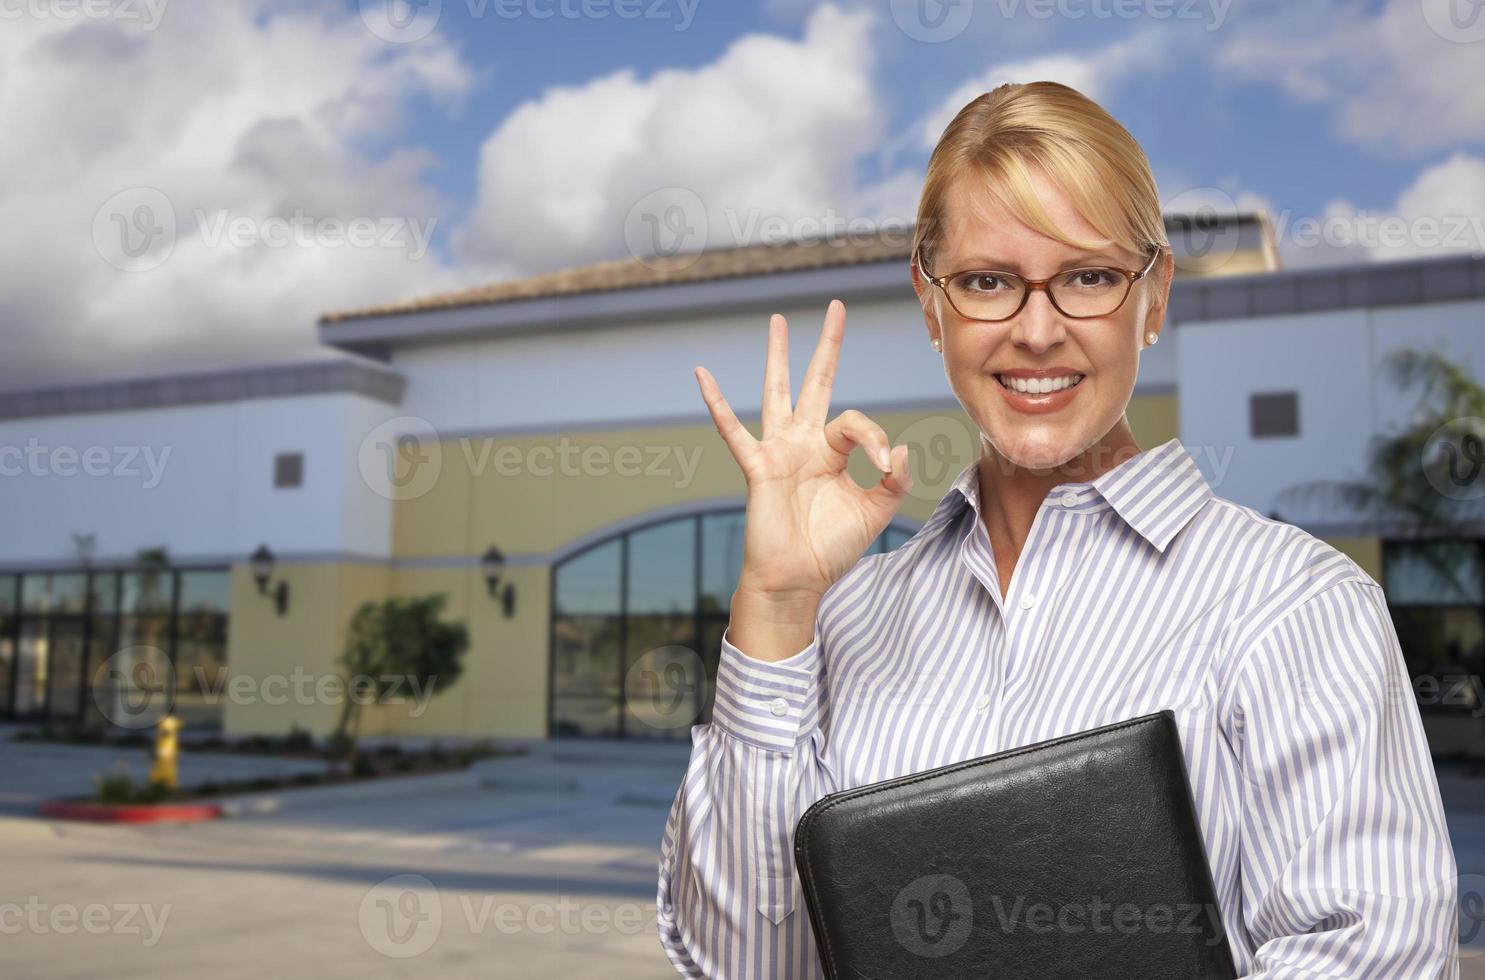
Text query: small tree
1274 345 1485 693
330 594 469 765
1275 346 1485 597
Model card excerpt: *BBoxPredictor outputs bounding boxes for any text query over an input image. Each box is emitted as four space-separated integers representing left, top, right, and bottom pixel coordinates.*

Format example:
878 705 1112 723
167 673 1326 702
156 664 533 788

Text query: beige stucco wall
222 392 1183 738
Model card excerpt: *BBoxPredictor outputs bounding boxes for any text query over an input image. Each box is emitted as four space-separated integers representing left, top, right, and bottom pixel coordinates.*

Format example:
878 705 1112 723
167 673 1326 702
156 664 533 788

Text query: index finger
794 299 845 426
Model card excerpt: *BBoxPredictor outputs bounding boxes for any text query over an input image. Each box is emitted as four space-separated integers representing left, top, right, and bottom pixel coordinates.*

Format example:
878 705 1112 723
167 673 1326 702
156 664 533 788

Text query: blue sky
2 0 1481 387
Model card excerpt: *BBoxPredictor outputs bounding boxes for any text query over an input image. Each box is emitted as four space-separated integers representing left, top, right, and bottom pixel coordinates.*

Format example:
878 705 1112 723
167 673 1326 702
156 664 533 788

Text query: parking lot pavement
4 735 1484 978
4 783 681 978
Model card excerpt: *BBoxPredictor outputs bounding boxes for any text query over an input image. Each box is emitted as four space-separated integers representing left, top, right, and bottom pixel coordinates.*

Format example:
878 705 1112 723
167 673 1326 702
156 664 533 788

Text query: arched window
548 512 916 739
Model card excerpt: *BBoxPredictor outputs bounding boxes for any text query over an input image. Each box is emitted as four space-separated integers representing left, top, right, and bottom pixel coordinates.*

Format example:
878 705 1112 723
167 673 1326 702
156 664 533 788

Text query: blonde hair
914 81 1169 273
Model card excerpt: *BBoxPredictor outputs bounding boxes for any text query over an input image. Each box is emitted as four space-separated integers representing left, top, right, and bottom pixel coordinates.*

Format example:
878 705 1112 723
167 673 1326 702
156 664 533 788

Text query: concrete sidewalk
4 734 1481 976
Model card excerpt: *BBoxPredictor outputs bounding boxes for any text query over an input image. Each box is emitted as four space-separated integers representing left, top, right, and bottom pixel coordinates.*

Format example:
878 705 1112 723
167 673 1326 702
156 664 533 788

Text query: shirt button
768 697 789 716
1060 491 1078 507
1019 593 1036 610
973 693 991 711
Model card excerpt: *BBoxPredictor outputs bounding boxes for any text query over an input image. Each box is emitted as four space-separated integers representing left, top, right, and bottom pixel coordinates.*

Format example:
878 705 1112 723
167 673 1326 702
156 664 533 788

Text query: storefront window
1382 538 1485 715
2 566 229 730
550 510 917 738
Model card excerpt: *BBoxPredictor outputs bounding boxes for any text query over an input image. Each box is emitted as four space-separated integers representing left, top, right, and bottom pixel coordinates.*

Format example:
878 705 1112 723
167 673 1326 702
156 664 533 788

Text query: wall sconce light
249 543 290 617
481 545 516 618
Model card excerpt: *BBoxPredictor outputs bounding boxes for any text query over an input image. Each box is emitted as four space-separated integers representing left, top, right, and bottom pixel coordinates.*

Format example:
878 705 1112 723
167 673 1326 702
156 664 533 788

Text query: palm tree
1273 345 1485 716
1275 345 1485 600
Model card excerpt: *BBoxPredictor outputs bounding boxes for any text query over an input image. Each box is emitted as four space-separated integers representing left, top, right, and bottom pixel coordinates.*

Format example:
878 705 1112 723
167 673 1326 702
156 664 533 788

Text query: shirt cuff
708 624 822 753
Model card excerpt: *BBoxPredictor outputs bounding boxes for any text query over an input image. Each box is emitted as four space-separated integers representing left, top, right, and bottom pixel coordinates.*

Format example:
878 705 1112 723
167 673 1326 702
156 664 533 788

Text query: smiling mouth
994 373 1086 394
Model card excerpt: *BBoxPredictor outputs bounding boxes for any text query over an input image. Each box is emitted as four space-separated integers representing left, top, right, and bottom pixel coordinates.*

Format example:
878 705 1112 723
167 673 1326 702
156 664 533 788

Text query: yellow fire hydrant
149 714 180 791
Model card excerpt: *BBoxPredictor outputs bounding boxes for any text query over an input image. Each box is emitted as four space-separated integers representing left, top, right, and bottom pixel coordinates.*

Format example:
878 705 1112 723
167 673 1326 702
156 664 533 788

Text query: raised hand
694 300 913 659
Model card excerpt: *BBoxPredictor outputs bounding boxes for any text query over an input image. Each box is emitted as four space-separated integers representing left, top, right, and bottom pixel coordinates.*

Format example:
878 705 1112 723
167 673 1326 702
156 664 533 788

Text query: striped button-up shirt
656 436 1459 978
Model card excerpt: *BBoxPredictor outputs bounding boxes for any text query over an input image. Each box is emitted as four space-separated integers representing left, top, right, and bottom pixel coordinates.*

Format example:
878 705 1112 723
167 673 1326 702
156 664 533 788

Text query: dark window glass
122 571 175 615
178 570 231 616
696 618 727 725
89 573 118 614
0 575 16 616
1387 605 1485 708
274 452 304 488
14 620 47 714
173 615 228 728
700 511 745 615
45 619 86 722
89 639 172 730
1384 539 1484 606
623 613 698 741
22 573 87 614
551 613 622 699
551 696 620 737
1250 391 1299 438
83 616 119 728
627 519 695 616
0 617 13 715
120 615 173 654
554 540 621 616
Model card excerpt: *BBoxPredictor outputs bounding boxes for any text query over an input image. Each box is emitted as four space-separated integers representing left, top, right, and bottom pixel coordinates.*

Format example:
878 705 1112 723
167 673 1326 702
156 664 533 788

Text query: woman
656 81 1458 978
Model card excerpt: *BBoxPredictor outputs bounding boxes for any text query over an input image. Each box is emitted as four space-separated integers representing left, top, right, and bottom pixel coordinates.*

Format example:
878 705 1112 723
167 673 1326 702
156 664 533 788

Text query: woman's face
913 167 1172 472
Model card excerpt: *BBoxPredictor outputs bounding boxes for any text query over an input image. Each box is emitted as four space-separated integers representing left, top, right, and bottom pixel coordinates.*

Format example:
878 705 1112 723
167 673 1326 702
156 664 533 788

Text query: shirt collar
929 436 1213 555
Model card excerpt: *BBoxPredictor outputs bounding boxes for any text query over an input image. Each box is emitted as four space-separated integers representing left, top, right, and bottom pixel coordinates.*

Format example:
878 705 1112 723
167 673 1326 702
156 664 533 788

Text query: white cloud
456 2 885 273
917 32 1173 152
1252 154 1485 267
1215 0 1485 155
0 3 474 388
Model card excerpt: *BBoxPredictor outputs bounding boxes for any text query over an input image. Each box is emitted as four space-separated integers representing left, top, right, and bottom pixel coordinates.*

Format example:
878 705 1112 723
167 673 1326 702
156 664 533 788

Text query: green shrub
93 771 173 805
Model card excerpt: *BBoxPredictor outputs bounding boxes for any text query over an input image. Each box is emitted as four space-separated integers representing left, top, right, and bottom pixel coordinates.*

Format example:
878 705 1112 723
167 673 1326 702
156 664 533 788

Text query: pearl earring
931 338 942 352
1145 332 1158 345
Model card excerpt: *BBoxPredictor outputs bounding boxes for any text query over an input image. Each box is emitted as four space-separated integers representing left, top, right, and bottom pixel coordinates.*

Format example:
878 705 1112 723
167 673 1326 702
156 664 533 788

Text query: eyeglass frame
915 243 1163 322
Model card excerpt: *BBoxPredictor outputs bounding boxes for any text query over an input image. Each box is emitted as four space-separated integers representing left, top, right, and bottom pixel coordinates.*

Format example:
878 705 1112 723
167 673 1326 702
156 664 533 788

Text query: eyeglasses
916 245 1162 322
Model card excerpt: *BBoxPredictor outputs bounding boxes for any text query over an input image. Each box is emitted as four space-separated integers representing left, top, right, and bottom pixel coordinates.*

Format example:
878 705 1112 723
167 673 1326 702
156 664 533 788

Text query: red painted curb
38 799 223 823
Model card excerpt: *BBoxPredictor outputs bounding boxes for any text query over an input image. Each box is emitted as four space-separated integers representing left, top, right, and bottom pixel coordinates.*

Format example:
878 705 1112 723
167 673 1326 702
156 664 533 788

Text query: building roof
319 213 1277 326
0 356 405 422
1168 251 1485 323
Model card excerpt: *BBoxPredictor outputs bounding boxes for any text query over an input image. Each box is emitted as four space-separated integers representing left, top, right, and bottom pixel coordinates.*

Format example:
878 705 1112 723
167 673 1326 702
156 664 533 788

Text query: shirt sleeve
656 621 832 979
1226 576 1460 977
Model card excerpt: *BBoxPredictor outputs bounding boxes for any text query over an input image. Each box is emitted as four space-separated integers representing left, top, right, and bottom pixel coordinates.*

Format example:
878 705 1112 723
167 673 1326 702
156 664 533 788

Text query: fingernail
875 448 891 471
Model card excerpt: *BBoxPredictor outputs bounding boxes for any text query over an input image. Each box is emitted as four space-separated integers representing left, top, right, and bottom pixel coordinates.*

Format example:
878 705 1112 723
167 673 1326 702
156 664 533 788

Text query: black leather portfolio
793 710 1238 979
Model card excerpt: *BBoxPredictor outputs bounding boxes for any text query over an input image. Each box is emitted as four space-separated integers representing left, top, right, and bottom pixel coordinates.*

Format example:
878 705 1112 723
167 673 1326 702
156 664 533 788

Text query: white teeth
997 374 1084 394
